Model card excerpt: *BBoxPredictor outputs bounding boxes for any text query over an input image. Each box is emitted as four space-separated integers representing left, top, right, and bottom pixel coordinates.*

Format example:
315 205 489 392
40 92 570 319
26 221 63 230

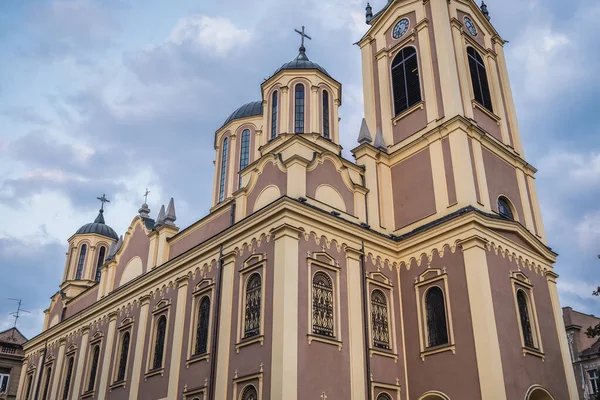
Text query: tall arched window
371 289 390 349
294 84 305 133
467 46 493 112
87 345 100 392
153 315 167 369
391 47 422 116
377 393 392 400
61 357 74 400
425 287 448 347
218 137 229 203
195 296 210 355
498 196 514 220
244 274 262 338
517 290 535 348
241 384 258 400
25 374 33 400
322 90 330 139
312 272 334 337
75 244 87 280
116 331 130 381
239 129 251 188
95 246 106 282
41 366 52 400
271 91 278 139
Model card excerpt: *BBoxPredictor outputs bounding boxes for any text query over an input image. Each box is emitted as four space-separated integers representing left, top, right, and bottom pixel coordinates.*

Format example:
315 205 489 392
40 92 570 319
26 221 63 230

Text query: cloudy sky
0 0 599 340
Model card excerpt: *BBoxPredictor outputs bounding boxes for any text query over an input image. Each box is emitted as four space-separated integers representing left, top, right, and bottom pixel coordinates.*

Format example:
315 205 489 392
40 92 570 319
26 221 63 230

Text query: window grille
195 297 210 355
42 366 52 400
371 289 390 349
75 244 87 280
377 394 392 400
295 84 305 133
219 138 229 203
312 272 335 337
244 274 262 338
517 290 535 348
322 90 330 139
239 129 251 188
425 287 449 347
62 357 74 400
87 345 100 392
271 91 278 139
95 246 106 281
153 316 167 369
467 47 493 112
117 331 130 381
498 197 514 220
391 47 422 116
241 384 258 400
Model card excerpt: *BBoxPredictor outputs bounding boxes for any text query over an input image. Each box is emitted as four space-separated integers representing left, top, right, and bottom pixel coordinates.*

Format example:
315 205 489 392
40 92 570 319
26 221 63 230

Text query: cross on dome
294 25 311 52
97 193 110 211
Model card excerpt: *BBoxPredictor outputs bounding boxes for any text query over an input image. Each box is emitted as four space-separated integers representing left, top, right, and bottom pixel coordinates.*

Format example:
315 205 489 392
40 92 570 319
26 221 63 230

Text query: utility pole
8 299 30 339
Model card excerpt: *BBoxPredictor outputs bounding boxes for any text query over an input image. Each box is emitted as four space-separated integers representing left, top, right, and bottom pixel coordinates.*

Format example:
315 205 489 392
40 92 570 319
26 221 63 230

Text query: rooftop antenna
8 299 30 339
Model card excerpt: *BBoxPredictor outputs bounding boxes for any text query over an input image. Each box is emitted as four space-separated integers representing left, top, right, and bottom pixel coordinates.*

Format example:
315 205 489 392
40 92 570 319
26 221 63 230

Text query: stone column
345 247 366 400
129 295 151 399
31 349 45 398
281 86 290 134
49 339 66 400
71 326 90 399
167 275 190 400
310 85 319 134
97 312 118 399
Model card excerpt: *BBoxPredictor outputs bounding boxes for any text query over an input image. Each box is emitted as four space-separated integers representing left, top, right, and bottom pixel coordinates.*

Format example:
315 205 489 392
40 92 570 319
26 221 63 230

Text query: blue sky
0 0 599 339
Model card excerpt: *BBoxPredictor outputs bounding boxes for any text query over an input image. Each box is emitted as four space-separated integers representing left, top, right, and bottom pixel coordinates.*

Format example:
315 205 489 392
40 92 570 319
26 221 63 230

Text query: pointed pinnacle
358 118 373 144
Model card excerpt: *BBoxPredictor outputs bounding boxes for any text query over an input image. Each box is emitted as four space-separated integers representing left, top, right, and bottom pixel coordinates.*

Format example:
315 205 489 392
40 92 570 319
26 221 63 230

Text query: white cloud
538 151 600 188
576 211 600 251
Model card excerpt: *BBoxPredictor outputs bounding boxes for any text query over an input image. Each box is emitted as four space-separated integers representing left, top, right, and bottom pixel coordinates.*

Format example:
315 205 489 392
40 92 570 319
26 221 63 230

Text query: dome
75 210 119 240
273 46 330 77
222 101 263 127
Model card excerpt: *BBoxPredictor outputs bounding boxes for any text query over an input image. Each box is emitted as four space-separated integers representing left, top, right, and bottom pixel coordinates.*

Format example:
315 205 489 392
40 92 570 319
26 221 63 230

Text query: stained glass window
322 90 330 139
95 246 106 281
239 129 251 188
295 84 305 133
195 297 210 355
153 316 167 369
425 287 448 347
116 331 130 381
42 366 52 400
467 46 493 112
241 384 258 400
271 91 278 139
25 374 33 400
377 393 392 400
62 357 74 400
312 272 334 337
498 197 514 220
517 290 535 348
244 274 261 338
75 244 87 280
219 138 229 203
87 345 100 392
391 47 422 116
371 289 390 349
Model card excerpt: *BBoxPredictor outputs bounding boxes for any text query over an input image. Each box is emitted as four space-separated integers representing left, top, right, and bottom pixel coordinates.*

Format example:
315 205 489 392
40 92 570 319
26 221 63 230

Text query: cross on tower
144 188 150 204
97 194 110 211
294 25 312 49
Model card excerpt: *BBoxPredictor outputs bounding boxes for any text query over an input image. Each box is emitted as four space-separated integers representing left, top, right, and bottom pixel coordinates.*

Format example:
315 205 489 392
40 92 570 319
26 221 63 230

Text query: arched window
467 46 493 112
271 91 278 139
95 246 106 281
219 137 229 203
195 296 210 355
312 272 334 337
517 290 535 348
62 356 74 400
75 244 87 280
25 374 33 400
41 366 52 400
377 393 392 400
294 84 305 133
322 90 330 139
391 47 422 116
87 345 100 392
239 129 251 188
498 196 514 220
153 315 167 370
371 289 390 349
116 331 130 381
425 287 448 347
241 384 258 400
244 274 262 338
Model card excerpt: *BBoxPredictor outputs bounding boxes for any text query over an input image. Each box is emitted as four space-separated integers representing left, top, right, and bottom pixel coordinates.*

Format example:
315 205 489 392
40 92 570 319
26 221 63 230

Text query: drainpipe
360 241 372 400
208 246 224 400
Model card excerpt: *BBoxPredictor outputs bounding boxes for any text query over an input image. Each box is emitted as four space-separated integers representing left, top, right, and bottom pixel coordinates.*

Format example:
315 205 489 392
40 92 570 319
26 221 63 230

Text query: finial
373 127 387 152
294 26 312 56
96 194 110 212
357 118 373 144
366 3 373 24
480 1 490 21
164 198 177 226
154 205 166 228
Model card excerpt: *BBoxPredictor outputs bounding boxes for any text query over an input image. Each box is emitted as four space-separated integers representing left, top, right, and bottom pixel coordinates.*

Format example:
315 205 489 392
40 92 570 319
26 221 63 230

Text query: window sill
236 335 264 353
109 380 126 391
81 390 95 399
307 334 342 351
369 347 399 363
186 353 210 368
420 343 455 361
522 347 545 361
144 367 164 381
392 101 424 126
471 100 500 125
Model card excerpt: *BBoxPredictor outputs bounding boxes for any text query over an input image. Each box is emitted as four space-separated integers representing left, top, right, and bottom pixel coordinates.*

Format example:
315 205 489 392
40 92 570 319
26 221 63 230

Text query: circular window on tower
392 18 410 39
464 16 478 36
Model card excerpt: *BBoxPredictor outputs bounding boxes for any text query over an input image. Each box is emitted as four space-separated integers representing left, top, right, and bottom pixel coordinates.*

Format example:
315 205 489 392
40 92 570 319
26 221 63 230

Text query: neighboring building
564 307 600 399
18 0 578 399
0 328 27 400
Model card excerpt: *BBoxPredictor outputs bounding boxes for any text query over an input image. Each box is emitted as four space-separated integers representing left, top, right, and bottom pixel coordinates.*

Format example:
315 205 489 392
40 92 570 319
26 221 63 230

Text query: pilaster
360 40 377 136
429 138 450 212
48 338 66 400
32 352 44 399
15 358 28 400
285 156 309 199
376 52 393 145
353 145 381 228
310 85 319 133
345 247 366 400
332 98 340 144
71 326 90 398
97 312 118 399
281 86 290 134
167 275 190 400
448 128 478 206
416 19 439 122
129 295 151 400
155 225 179 267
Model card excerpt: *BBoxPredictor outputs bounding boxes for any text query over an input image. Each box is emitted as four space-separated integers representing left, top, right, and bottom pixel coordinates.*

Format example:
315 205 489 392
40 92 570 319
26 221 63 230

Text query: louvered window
517 290 535 348
391 47 422 116
241 384 258 400
95 246 106 281
322 90 330 139
244 274 262 338
219 138 229 203
467 46 493 112
153 315 167 369
498 197 514 220
75 244 87 280
425 287 449 347
312 272 335 337
271 91 278 139
62 357 74 400
295 84 305 133
116 331 130 381
41 366 52 400
371 289 390 349
195 297 210 355
239 129 250 188
87 345 100 392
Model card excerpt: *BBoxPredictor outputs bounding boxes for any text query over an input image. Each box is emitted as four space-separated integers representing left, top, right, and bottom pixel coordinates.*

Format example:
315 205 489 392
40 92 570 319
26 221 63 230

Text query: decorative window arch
294 83 305 133
371 289 390 349
152 315 167 370
241 384 258 400
312 271 335 337
95 246 106 281
498 196 514 220
322 90 330 139
41 366 52 400
425 286 449 347
75 244 87 280
239 129 251 188
271 91 278 139
244 273 262 338
87 345 100 392
517 290 535 349
219 137 229 203
377 393 393 400
195 296 210 355
467 46 493 112
116 331 130 381
61 356 74 400
391 46 422 116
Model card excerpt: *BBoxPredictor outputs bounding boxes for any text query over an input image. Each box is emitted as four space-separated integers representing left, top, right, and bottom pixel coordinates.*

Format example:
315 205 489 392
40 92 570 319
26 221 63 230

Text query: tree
586 286 600 338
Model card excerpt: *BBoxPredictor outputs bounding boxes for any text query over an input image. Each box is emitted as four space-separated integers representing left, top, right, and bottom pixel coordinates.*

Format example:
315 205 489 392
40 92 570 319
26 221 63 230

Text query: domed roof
273 46 330 77
75 209 119 240
222 101 263 127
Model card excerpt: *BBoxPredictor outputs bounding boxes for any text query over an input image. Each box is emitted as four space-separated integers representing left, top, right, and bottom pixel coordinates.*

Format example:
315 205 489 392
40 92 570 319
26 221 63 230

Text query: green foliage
587 288 600 338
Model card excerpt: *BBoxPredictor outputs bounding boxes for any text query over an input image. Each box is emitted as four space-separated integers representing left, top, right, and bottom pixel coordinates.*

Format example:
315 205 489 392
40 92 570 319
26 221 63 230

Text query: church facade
18 1 579 399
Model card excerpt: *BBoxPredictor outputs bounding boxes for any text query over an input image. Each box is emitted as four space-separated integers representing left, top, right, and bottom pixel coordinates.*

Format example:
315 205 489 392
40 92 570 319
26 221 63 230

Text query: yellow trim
167 276 189 399
96 313 117 399
186 281 215 362
510 273 544 355
236 262 267 349
214 253 236 400
128 296 149 399
346 248 367 400
48 339 65 400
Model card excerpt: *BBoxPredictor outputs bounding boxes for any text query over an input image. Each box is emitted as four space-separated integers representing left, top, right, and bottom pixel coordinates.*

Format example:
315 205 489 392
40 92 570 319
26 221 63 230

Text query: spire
357 118 373 144
164 198 177 226
374 128 387 152
480 1 490 21
154 205 166 228
365 3 373 24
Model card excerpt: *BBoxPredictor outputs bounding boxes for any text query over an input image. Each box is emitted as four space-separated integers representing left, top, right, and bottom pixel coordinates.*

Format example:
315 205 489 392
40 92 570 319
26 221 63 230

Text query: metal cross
144 188 150 204
97 194 110 211
294 26 312 47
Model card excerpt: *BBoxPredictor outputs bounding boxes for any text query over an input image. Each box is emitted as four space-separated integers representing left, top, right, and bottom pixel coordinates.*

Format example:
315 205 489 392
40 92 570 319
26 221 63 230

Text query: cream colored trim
376 53 393 145
415 18 438 122
485 53 511 146
214 253 236 400
96 313 117 399
110 324 133 385
307 254 342 342
371 382 401 400
129 296 150 399
452 21 474 120
233 377 263 400
515 169 535 231
376 162 394 231
367 273 398 356
15 359 27 400
144 301 171 377
236 260 266 351
48 339 66 400
360 40 377 136
345 249 366 400
186 280 215 362
71 327 89 398
470 138 491 211
510 273 544 357
167 276 189 400
417 390 451 400
526 175 547 242
429 139 450 212
448 128 478 206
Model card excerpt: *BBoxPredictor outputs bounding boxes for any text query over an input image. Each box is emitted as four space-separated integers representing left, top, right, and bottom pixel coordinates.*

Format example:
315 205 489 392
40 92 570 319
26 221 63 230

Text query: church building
18 0 579 399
